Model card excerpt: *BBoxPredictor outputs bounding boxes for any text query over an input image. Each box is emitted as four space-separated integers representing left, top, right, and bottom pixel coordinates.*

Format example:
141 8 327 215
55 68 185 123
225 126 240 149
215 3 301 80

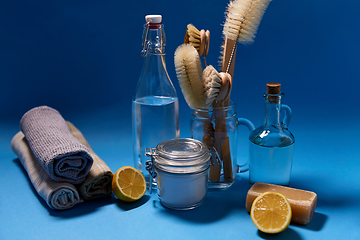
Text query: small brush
200 67 231 182
184 24 210 66
174 44 222 109
207 72 232 182
202 65 223 107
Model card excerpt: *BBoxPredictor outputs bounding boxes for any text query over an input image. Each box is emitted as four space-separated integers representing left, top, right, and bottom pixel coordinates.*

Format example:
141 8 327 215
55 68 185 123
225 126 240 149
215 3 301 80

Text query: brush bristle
174 44 205 109
219 38 225 69
223 0 272 43
185 24 201 52
202 66 222 107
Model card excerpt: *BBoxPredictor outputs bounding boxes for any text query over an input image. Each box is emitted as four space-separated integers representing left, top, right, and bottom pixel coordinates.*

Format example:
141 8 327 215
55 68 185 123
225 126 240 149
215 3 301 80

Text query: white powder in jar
156 169 208 209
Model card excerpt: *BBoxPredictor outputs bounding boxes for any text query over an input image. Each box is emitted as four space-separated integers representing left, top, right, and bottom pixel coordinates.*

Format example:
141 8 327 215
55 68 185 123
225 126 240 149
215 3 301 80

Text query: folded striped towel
66 121 113 200
11 132 83 210
20 106 93 184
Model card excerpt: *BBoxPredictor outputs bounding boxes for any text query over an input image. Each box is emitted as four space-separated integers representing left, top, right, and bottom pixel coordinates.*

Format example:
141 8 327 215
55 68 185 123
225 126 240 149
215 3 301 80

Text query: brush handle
221 37 237 76
214 99 233 182
215 37 237 182
196 110 220 182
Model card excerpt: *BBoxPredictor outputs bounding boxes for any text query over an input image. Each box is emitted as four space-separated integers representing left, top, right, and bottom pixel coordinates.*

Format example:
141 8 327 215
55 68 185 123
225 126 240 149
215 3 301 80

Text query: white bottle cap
145 15 162 24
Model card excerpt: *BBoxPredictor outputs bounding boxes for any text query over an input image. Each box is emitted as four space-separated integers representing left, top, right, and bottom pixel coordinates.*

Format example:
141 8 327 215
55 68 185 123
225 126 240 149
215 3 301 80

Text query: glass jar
145 138 211 210
191 101 255 189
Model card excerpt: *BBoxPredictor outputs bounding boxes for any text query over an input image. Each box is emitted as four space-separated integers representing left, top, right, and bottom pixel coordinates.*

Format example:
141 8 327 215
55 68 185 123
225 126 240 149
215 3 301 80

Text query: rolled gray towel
11 132 83 210
20 106 93 184
66 121 113 200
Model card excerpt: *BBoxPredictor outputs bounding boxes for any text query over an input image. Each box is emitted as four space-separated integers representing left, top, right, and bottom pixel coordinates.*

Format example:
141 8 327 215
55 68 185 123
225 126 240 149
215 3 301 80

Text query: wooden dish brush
217 0 273 182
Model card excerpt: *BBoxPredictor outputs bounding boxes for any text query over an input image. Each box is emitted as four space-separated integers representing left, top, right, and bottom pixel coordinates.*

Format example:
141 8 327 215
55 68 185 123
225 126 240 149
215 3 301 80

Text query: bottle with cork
248 83 295 186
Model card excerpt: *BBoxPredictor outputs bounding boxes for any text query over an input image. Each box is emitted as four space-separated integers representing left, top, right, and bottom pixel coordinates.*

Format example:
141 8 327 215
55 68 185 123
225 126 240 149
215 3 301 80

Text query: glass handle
281 104 292 129
237 118 255 173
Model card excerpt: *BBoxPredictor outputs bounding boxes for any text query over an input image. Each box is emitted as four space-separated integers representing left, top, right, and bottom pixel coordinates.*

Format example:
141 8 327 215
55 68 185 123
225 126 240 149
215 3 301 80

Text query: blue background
1 0 360 239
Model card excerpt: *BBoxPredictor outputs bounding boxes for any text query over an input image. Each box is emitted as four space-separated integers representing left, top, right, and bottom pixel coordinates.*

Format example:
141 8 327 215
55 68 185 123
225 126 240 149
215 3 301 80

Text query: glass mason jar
190 101 255 189
145 138 211 210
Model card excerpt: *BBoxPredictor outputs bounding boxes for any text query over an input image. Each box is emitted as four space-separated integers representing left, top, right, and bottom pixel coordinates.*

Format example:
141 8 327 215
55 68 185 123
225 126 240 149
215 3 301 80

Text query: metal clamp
141 22 150 57
208 146 221 167
141 22 166 57
145 148 157 194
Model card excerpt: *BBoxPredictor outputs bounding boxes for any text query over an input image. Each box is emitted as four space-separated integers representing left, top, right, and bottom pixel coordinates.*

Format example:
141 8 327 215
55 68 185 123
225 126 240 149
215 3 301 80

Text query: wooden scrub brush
185 24 210 66
174 44 223 109
216 0 273 182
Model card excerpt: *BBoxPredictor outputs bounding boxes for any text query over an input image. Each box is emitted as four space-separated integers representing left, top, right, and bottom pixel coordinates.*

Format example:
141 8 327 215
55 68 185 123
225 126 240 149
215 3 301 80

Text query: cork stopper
266 82 281 104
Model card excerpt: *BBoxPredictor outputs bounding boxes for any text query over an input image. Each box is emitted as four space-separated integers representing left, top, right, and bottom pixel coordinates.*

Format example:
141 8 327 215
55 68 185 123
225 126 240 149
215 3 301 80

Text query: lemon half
112 166 146 202
250 191 292 234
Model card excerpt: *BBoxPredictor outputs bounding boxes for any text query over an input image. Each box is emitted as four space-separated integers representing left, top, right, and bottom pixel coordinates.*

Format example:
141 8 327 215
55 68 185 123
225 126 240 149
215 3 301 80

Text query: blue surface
1 0 360 239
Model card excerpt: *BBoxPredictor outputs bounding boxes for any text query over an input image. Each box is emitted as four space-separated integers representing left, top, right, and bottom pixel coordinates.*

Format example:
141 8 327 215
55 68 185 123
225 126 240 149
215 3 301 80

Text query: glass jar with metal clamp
145 138 215 210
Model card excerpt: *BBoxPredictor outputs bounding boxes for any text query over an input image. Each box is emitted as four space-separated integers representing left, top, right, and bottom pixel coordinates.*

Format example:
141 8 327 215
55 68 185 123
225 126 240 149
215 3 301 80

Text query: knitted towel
20 106 93 184
11 132 83 210
66 121 113 200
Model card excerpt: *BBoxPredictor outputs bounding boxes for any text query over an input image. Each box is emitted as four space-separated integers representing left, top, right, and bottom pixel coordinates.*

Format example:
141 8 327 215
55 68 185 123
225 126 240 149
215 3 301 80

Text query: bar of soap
246 182 317 225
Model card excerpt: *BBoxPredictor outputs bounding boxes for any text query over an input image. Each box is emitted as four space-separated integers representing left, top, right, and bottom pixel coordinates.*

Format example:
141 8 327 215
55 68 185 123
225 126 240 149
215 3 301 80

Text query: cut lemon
250 191 292 234
112 166 146 202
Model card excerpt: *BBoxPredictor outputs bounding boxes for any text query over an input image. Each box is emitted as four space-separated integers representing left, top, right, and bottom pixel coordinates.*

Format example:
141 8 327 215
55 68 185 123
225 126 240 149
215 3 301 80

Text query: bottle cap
145 15 162 24
266 82 281 104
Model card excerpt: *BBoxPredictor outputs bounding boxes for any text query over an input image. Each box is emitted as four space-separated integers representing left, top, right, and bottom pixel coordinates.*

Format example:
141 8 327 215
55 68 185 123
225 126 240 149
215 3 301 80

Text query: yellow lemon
250 191 292 234
112 166 146 202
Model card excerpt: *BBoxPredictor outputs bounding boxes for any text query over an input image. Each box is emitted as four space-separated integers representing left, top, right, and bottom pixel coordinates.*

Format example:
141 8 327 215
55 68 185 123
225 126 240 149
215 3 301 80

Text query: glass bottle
249 83 295 186
132 15 180 182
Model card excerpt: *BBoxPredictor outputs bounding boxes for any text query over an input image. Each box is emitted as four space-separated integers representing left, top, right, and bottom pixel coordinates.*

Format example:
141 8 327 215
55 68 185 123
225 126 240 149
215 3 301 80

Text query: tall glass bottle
249 83 295 186
132 15 180 182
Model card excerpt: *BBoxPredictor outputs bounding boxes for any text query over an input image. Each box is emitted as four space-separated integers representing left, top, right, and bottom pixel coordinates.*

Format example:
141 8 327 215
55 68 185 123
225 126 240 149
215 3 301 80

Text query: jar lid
153 138 210 174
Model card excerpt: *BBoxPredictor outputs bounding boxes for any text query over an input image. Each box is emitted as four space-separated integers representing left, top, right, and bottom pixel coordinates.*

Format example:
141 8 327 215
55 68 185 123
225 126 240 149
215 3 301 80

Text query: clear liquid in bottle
133 96 179 179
